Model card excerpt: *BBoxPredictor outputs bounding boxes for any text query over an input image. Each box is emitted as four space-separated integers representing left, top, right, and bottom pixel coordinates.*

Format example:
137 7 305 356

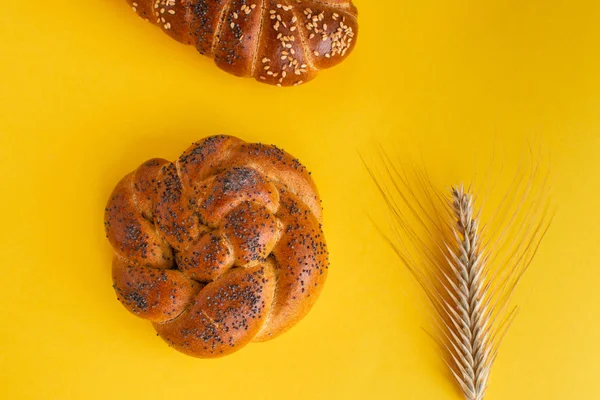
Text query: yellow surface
1 1 600 399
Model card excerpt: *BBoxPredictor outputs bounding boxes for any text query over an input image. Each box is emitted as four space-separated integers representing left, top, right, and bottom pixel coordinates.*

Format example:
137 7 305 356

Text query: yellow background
1 0 599 399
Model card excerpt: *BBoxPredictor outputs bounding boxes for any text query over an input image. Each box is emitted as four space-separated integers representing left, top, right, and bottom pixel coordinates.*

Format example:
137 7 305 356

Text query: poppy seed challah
104 135 329 357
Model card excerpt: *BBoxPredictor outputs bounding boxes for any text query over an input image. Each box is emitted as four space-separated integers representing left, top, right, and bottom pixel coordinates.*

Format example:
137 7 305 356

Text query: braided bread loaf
105 135 329 357
126 0 358 86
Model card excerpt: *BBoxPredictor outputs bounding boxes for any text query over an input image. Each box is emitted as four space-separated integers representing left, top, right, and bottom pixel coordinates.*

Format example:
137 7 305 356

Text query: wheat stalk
366 148 552 400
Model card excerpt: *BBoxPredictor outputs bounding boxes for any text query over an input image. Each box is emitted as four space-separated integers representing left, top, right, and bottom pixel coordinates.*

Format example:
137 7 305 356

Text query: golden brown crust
297 2 358 70
132 158 169 219
255 184 327 340
198 167 279 226
154 260 276 357
112 256 201 322
253 0 317 86
230 142 323 221
126 0 358 86
214 0 265 77
104 173 174 269
105 135 328 357
176 232 234 281
154 163 203 250
222 202 282 266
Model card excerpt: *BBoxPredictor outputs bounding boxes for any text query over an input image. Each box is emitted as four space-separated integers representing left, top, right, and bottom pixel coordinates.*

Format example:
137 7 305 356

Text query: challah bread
126 0 358 86
104 135 329 357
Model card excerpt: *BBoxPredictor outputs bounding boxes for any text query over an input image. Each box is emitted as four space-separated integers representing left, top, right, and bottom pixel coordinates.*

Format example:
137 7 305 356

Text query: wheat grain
365 148 552 400
446 185 490 400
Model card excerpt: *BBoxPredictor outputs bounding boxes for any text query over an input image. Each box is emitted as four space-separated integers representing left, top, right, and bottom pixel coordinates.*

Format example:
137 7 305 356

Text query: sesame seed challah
104 135 329 357
127 0 358 86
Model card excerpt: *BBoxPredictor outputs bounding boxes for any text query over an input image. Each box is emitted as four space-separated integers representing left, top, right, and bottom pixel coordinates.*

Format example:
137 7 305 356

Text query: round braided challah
104 135 329 357
126 0 358 86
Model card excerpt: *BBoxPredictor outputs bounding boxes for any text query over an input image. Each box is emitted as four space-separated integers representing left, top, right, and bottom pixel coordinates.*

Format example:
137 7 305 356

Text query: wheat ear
365 149 552 400
447 185 490 400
